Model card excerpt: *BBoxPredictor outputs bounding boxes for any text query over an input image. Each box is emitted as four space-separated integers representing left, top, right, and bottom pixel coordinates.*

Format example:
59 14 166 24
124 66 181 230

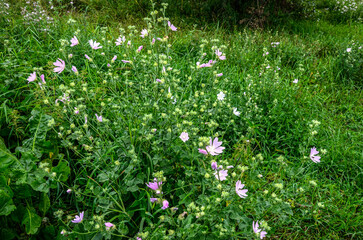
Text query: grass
0 0 362 239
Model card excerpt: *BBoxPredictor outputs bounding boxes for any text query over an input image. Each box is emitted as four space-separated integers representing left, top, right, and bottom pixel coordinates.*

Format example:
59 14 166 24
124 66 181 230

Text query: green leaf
22 207 42 235
39 225 56 238
28 169 49 193
0 137 18 171
90 232 103 240
0 176 16 216
11 184 33 199
118 222 129 235
52 160 70 182
0 228 16 240
126 185 139 192
28 110 51 149
11 205 26 223
97 172 109 182
0 189 16 216
39 193 50 216
126 178 142 192
21 110 52 158
18 151 38 172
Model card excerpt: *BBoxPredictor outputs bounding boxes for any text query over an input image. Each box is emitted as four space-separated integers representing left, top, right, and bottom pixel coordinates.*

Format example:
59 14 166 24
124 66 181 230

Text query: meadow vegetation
0 0 362 239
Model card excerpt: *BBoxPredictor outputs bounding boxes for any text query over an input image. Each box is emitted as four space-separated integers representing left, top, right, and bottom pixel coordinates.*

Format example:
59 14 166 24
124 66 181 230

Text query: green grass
0 0 362 239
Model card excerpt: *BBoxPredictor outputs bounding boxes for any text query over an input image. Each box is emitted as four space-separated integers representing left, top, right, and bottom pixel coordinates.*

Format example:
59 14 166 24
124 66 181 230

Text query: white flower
217 91 225 101
346 48 352 52
140 29 148 38
235 180 248 198
271 42 280 47
233 107 240 116
179 132 189 142
115 36 126 45
89 39 102 49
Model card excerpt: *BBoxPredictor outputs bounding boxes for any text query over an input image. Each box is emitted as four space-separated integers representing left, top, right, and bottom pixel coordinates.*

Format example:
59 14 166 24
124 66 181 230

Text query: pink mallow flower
89 39 102 49
146 180 162 194
121 60 131 63
40 74 45 84
310 147 321 163
95 114 103 122
211 162 218 170
150 198 158 203
137 45 143 52
214 169 228 181
235 180 248 198
85 54 91 61
206 137 225 156
180 132 189 142
72 66 78 74
197 62 208 68
161 200 169 210
70 36 79 47
253 221 267 239
53 58 65 74
198 148 208 155
168 21 177 31
140 29 148 38
27 72 36 83
197 60 216 68
115 36 126 46
105 222 114 230
215 49 226 60
71 211 84 223
209 60 217 65
111 55 117 63
66 189 72 194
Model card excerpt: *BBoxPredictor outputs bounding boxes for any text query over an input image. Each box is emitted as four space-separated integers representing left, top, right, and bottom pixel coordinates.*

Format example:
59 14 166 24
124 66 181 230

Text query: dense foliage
0 0 362 239
60 0 363 26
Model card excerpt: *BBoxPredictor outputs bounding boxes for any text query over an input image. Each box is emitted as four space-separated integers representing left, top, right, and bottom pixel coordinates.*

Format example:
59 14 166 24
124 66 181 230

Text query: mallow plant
2 2 341 239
